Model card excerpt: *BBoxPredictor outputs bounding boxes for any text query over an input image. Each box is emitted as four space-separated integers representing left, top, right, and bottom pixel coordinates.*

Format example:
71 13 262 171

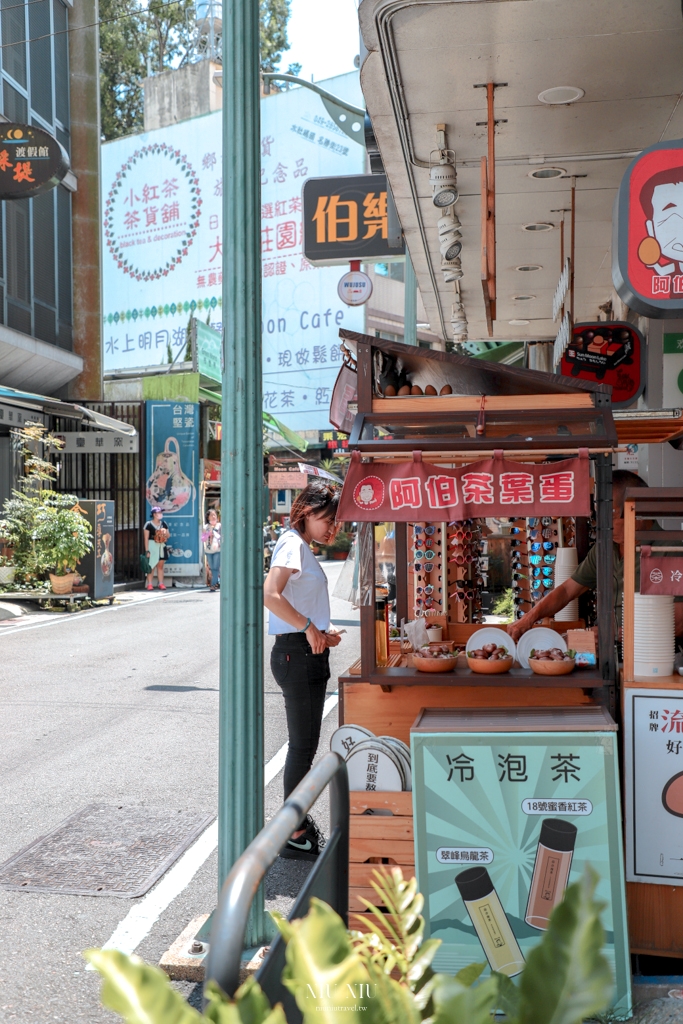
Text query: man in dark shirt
507 470 683 641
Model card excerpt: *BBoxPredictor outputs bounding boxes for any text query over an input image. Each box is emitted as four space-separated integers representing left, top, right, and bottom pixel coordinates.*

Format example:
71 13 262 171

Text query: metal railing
204 751 349 1018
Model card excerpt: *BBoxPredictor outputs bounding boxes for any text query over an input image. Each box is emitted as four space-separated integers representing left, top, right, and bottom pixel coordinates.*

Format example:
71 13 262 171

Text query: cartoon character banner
613 138 683 317
411 724 631 1013
101 72 365 433
337 451 591 522
145 400 200 575
560 321 644 408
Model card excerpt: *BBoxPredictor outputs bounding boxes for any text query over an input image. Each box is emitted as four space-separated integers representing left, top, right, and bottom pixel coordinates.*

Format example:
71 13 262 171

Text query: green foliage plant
0 423 92 580
86 865 614 1024
492 587 515 622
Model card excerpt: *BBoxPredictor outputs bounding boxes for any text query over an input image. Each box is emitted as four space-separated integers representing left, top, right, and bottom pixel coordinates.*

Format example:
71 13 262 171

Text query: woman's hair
290 481 340 533
207 508 219 519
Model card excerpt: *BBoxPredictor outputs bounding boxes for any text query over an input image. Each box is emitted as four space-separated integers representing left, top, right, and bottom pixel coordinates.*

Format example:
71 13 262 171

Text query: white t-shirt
268 529 331 634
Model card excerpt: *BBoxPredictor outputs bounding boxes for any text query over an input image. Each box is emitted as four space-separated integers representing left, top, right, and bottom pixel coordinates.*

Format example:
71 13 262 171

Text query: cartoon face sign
353 476 385 511
638 169 683 272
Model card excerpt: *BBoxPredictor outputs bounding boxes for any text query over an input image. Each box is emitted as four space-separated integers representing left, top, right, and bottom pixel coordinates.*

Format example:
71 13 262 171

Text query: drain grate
0 805 215 897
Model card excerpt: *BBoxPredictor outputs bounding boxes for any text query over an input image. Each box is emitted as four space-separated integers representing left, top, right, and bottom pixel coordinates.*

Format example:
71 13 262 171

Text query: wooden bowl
529 657 575 676
413 654 458 674
466 656 514 675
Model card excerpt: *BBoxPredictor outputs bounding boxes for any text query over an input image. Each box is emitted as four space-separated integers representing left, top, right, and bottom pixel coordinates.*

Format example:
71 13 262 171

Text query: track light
442 257 462 282
438 214 462 261
430 158 459 208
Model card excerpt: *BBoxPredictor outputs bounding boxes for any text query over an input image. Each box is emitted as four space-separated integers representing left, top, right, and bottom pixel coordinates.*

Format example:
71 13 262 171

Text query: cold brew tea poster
411 727 631 1013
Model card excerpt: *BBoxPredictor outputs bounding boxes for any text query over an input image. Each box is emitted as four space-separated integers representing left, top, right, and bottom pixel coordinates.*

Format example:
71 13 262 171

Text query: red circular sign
353 476 384 510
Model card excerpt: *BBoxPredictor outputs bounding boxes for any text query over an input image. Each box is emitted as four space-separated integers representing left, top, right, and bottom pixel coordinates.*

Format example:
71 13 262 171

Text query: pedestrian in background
264 481 342 860
143 507 170 591
202 508 221 592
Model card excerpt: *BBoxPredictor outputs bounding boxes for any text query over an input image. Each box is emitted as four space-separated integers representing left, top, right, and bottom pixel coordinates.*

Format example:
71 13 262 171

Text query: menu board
411 720 631 1014
624 689 683 884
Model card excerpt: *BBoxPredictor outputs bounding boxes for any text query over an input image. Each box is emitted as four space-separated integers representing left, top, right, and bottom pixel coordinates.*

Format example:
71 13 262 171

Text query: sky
283 0 360 84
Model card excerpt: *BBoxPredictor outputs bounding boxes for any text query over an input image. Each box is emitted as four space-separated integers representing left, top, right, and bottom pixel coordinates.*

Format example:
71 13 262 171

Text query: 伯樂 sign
303 173 405 266
0 122 69 200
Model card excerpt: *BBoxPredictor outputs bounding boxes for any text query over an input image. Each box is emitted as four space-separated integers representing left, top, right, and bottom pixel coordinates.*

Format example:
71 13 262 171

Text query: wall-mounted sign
625 689 683 884
303 173 404 266
613 139 683 317
267 471 307 490
53 432 139 454
559 321 644 408
640 548 683 595
0 123 69 200
337 267 373 306
191 317 222 384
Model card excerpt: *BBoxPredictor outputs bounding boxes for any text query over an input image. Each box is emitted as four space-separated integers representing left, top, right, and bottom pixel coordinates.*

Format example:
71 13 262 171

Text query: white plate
345 745 404 792
330 724 374 760
352 738 408 788
379 737 412 790
466 627 515 662
517 628 567 669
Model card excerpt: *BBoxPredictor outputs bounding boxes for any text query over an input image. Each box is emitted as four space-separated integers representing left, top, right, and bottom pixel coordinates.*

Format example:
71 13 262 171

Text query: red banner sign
338 451 591 522
640 548 683 595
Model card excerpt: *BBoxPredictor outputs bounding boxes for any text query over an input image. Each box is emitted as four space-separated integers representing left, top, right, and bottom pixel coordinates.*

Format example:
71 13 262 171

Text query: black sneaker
280 815 326 861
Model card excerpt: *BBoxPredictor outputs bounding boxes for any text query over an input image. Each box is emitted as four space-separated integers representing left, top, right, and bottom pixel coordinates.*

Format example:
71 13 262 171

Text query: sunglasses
415 597 434 607
530 541 555 552
530 528 554 540
416 585 434 596
533 578 554 590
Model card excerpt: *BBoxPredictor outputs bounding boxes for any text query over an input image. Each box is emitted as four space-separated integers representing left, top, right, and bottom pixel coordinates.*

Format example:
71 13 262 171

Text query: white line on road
0 589 207 637
93 692 339 959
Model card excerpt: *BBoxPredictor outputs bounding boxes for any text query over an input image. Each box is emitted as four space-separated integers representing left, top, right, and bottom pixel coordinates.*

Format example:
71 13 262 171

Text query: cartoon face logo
638 168 683 274
353 476 385 511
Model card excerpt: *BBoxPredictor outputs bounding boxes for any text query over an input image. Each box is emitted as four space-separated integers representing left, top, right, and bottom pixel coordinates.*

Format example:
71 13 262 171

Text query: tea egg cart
333 332 623 927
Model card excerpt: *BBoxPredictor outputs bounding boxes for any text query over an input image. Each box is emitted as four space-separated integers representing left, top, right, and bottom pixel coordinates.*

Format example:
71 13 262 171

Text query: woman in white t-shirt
264 481 343 860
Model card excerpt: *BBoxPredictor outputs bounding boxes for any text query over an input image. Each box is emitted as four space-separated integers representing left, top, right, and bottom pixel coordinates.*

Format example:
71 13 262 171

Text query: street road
0 561 359 1022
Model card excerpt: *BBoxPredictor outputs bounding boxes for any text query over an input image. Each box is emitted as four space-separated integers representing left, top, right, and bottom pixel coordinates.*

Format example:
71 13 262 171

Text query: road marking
93 692 339 958
0 589 207 637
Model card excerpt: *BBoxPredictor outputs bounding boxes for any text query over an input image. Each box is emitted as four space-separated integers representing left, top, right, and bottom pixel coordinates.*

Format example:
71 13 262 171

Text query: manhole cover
0 805 215 897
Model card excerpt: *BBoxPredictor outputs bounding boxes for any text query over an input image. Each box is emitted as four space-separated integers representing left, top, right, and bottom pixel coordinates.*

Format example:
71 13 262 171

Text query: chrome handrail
204 751 349 1000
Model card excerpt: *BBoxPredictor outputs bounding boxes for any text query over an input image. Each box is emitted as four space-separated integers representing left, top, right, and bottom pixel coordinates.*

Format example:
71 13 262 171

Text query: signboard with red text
640 549 683 595
614 139 683 317
338 452 591 521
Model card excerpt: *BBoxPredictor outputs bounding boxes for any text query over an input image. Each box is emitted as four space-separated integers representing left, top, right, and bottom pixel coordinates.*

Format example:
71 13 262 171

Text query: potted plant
33 499 93 594
0 552 15 587
326 530 352 560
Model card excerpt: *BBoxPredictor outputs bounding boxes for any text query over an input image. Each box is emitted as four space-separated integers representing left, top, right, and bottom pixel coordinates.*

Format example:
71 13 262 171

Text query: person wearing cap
144 506 171 591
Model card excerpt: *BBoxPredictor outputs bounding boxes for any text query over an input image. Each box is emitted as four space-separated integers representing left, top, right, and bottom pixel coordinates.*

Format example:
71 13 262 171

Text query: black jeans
271 632 330 801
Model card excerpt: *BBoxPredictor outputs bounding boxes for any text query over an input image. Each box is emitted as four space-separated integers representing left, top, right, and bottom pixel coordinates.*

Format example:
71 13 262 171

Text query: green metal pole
404 251 418 346
219 0 267 945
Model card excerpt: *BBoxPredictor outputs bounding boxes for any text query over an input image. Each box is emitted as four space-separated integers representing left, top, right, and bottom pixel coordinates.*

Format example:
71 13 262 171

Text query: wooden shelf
339 666 607 689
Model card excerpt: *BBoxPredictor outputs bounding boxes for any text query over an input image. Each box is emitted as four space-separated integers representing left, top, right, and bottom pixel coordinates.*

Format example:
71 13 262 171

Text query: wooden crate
349 791 415 919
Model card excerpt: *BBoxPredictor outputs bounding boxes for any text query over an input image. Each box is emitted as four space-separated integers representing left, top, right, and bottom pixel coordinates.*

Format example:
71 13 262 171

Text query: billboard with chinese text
101 72 365 432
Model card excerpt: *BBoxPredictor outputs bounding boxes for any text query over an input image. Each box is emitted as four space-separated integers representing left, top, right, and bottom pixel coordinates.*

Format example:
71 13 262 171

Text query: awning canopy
0 385 137 436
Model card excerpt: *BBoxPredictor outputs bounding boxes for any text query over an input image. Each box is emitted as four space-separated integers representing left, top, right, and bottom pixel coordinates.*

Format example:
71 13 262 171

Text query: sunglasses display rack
510 516 533 618
410 522 446 625
446 518 486 626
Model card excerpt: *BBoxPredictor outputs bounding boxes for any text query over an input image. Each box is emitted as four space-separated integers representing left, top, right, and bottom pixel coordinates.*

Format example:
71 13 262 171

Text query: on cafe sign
337 450 592 522
614 138 683 317
0 123 69 200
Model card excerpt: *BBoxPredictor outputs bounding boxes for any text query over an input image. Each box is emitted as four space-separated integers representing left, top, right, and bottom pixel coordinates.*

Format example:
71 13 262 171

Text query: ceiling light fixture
529 167 566 179
512 295 536 301
509 319 530 326
516 264 542 272
430 152 459 208
538 86 584 105
438 213 462 260
523 222 554 232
